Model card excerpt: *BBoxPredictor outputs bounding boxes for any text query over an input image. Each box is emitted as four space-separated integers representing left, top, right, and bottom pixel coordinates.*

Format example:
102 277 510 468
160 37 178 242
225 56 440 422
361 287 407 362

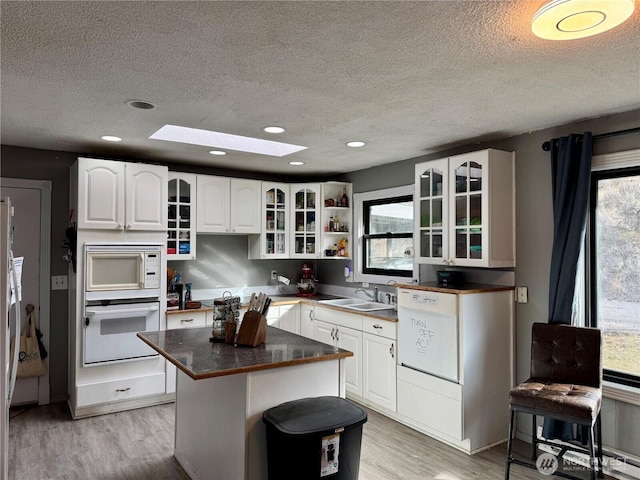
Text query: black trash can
263 396 368 480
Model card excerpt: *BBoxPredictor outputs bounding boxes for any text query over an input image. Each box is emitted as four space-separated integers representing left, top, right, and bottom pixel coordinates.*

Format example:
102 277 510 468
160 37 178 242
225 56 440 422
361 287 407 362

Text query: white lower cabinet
266 304 300 335
362 316 397 411
165 309 210 393
311 318 362 397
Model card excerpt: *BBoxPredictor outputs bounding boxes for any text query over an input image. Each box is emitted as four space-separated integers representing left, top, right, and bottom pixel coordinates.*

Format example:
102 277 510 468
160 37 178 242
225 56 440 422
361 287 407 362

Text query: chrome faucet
354 286 378 302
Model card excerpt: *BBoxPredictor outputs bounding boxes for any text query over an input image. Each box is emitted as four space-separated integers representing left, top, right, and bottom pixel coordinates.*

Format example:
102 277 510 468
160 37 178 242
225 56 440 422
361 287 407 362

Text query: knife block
236 310 266 347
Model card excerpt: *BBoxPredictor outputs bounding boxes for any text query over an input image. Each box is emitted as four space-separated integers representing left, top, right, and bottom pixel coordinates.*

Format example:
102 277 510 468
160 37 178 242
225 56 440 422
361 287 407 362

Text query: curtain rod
541 127 640 151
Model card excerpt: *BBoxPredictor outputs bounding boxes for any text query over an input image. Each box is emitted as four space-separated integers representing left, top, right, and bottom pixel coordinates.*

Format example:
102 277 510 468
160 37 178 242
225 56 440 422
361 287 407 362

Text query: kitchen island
137 326 353 480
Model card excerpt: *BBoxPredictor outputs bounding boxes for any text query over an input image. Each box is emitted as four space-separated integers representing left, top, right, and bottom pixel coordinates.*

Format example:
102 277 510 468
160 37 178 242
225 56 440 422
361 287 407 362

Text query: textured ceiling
1 1 639 176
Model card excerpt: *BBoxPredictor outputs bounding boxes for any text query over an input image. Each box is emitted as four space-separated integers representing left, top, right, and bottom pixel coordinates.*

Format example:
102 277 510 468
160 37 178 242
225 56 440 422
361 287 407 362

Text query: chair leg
596 412 604 478
588 424 596 480
531 413 538 460
505 409 515 480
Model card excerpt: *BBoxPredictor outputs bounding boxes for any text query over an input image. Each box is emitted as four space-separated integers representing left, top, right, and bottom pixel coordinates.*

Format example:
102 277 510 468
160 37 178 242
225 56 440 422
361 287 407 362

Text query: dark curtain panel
544 132 593 441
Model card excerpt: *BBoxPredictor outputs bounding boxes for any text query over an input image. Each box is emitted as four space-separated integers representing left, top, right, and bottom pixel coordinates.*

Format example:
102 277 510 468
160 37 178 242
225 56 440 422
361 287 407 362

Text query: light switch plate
52 275 68 290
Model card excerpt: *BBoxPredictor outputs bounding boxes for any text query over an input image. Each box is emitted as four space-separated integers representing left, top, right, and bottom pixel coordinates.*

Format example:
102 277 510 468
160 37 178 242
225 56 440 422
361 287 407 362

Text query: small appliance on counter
436 270 464 287
296 262 317 297
211 292 241 342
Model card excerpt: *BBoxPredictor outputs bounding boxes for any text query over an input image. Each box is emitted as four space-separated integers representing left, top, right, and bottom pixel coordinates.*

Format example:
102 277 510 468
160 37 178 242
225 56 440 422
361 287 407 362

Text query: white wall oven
83 300 160 365
83 243 162 365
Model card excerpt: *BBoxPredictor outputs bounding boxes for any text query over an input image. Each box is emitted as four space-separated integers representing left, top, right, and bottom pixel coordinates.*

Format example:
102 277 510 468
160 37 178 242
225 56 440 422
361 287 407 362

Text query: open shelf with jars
321 182 352 259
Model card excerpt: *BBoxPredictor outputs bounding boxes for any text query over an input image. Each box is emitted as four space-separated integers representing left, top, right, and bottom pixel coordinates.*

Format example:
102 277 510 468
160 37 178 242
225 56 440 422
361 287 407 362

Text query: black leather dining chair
505 322 603 480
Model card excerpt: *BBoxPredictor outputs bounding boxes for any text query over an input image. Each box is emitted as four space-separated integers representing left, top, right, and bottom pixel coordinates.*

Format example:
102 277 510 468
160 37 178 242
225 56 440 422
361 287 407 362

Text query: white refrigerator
1 198 22 479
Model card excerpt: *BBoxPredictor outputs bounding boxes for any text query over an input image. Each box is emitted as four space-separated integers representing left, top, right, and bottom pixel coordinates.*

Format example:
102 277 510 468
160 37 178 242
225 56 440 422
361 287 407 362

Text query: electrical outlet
271 270 277 280
52 275 68 290
362 282 369 287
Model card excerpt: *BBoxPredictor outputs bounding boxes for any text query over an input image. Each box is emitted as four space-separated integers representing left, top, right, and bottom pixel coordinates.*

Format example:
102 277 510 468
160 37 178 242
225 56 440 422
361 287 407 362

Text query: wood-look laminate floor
9 401 602 480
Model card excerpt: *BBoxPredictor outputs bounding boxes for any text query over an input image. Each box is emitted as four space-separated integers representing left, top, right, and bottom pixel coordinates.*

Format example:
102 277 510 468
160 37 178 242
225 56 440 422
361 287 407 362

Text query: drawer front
166 311 207 329
314 305 363 330
76 373 166 407
362 316 396 340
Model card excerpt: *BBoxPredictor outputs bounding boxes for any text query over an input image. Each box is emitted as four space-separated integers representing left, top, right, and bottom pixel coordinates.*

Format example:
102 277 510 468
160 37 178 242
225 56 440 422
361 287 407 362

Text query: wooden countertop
137 326 353 381
395 282 515 294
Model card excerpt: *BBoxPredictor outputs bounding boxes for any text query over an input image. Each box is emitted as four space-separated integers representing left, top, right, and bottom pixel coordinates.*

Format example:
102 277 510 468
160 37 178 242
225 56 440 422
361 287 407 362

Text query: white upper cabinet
248 182 290 259
168 172 196 260
414 149 515 267
76 157 168 231
197 175 230 233
290 183 321 259
196 175 261 234
229 178 261 234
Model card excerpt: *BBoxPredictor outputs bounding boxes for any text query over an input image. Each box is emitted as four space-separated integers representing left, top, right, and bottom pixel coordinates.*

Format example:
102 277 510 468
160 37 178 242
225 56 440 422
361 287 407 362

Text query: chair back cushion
530 323 601 388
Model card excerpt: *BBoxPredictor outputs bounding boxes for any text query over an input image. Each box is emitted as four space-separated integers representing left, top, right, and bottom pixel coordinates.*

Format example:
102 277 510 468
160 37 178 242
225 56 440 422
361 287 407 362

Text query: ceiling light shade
346 141 366 148
263 126 285 134
209 150 226 155
101 135 122 142
289 161 304 166
532 0 635 40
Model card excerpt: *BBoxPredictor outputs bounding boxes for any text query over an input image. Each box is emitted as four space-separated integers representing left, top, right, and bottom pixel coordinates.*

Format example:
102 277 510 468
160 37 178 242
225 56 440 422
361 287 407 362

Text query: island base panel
174 359 344 480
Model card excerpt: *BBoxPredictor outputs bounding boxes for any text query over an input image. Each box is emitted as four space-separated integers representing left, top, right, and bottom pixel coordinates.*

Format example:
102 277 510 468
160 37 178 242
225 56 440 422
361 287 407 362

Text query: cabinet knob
115 387 131 393
389 343 395 358
181 318 194 323
373 324 383 329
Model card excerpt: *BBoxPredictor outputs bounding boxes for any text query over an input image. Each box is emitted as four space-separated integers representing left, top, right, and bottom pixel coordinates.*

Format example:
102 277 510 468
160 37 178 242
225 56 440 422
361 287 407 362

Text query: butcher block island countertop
137 326 352 480
137 326 352 380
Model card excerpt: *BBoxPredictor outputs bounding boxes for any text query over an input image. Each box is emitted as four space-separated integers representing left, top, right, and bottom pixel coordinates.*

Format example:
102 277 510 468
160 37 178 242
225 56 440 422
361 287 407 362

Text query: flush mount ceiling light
346 141 366 148
532 0 635 40
101 135 122 142
150 125 307 157
263 126 285 134
289 161 305 166
209 150 226 156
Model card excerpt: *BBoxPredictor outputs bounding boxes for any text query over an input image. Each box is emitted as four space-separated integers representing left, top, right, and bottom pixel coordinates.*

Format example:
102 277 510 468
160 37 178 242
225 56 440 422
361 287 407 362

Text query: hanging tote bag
10 304 47 378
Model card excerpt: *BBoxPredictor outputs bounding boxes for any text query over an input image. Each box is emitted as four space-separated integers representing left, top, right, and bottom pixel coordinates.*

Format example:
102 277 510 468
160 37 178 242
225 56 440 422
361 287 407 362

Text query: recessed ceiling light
209 150 226 156
149 125 307 157
532 0 635 40
289 161 305 166
346 141 366 148
126 99 156 110
101 135 122 142
263 126 285 134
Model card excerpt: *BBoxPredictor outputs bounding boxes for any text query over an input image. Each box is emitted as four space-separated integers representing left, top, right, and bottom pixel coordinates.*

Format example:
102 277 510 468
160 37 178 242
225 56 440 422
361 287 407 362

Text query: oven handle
85 306 159 316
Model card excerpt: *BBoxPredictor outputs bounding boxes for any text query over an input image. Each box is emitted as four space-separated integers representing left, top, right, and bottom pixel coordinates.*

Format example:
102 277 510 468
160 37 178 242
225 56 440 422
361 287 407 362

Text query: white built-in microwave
84 243 162 300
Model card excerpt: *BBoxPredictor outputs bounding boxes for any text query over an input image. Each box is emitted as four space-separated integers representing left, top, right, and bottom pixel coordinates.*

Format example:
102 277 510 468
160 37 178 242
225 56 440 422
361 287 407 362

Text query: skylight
149 125 307 157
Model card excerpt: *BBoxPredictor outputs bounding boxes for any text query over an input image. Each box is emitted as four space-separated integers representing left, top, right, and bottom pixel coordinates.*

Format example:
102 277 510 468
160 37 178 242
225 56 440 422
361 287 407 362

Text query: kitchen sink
318 298 366 306
318 298 395 311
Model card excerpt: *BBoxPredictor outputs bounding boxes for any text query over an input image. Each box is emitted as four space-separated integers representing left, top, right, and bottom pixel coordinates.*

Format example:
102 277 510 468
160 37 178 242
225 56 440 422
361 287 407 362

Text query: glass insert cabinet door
167 173 196 260
292 185 319 257
415 158 448 262
451 159 484 262
264 186 288 256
